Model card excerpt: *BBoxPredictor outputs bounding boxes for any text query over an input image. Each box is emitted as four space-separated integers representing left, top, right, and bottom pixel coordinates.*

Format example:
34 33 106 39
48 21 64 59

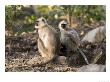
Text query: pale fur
27 17 60 66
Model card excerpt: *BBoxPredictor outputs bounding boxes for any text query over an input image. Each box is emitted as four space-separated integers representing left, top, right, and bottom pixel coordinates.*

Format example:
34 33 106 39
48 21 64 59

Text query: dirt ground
5 25 106 72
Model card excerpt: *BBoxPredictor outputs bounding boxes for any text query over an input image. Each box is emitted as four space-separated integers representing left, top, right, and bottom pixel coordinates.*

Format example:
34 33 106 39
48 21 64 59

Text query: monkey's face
61 24 67 29
59 20 68 30
35 17 47 29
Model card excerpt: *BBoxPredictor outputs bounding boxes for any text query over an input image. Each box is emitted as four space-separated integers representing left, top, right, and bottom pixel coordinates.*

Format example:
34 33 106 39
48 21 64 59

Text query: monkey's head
35 17 47 29
58 20 68 30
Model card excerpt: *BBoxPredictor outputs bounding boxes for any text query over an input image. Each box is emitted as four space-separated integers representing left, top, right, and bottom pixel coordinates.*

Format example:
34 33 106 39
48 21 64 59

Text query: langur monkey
27 17 60 66
59 20 89 65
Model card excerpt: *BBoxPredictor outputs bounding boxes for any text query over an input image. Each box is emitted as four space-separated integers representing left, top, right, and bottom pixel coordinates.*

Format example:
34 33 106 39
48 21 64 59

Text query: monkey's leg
27 38 54 66
77 47 89 65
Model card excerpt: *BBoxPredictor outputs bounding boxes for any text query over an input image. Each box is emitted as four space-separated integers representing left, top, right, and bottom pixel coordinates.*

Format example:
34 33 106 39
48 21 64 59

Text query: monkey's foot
27 56 51 66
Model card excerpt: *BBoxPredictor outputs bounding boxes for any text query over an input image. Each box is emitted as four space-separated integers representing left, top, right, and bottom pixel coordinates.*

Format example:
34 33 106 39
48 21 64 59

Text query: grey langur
59 20 89 64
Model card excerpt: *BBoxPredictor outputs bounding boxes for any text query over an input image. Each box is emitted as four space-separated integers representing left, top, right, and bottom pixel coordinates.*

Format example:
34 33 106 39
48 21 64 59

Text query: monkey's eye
61 24 67 29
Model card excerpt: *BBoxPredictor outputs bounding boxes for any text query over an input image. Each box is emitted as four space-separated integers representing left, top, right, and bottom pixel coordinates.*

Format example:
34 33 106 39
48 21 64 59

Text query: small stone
55 56 67 65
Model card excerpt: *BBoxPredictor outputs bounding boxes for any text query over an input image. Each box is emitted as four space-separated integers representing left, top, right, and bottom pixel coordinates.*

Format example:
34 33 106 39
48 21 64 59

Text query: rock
77 64 106 72
82 26 106 43
55 56 67 65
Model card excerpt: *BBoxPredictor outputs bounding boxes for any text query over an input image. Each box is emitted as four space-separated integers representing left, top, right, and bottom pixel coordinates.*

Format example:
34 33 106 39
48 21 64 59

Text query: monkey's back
60 28 80 51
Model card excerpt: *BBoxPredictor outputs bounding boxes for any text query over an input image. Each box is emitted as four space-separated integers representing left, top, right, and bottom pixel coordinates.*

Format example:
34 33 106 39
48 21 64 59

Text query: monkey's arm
38 38 48 55
66 32 78 45
67 30 80 45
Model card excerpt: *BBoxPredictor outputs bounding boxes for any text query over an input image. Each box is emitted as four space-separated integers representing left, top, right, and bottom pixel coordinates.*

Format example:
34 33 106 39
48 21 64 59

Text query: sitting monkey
59 20 89 65
27 17 60 66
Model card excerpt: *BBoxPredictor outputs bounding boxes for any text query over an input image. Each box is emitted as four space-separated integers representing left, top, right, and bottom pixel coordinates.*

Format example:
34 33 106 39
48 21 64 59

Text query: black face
35 20 39 26
42 19 46 23
61 24 67 29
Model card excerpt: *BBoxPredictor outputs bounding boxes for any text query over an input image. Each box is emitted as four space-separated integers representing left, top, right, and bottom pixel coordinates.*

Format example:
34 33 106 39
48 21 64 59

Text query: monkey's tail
27 55 55 66
77 47 89 65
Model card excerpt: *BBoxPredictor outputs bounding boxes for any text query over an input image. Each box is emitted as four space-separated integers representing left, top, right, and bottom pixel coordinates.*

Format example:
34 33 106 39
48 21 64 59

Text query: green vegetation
5 5 105 36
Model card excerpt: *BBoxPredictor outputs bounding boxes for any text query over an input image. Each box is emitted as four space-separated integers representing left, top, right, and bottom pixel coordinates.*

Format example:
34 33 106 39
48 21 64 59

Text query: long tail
27 55 55 66
77 47 89 65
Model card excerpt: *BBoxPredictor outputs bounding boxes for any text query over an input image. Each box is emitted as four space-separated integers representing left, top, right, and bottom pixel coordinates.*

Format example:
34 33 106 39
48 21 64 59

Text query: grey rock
77 64 106 72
